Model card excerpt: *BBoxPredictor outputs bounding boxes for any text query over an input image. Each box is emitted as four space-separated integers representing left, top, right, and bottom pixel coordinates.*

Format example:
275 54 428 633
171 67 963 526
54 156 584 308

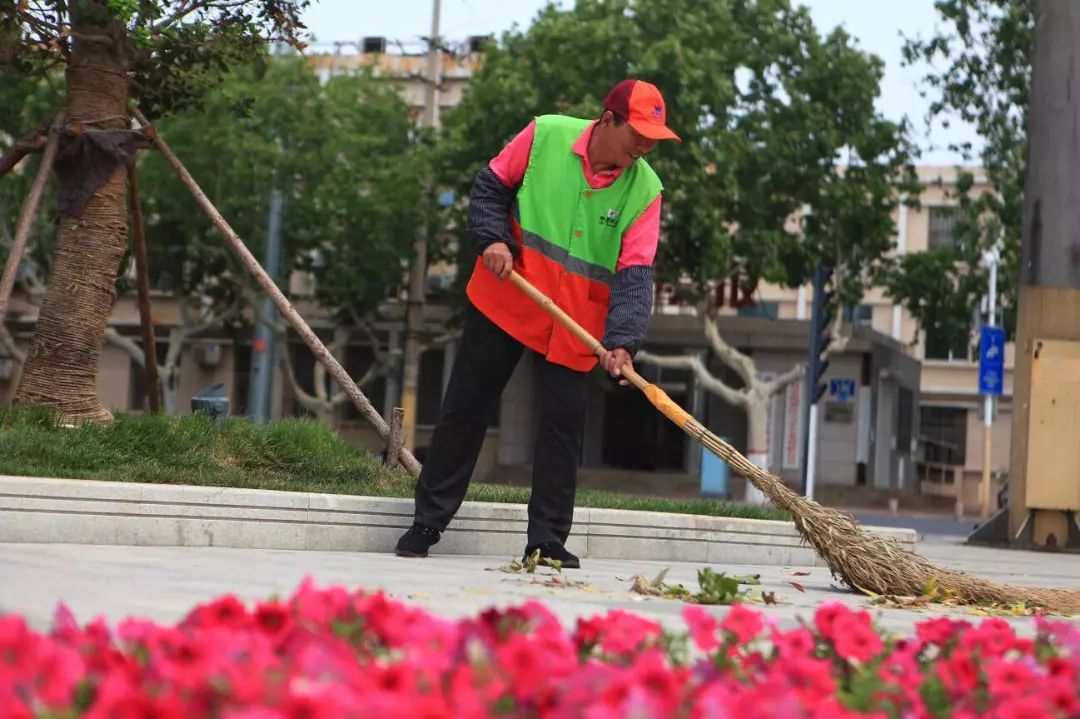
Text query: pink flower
772 627 816 657
254 600 293 642
784 657 836 701
985 659 1034 699
183 594 249 630
937 648 980 698
1047 678 1080 716
960 617 1018 658
683 606 719 651
596 610 663 656
813 601 852 640
992 695 1055 719
720 604 764 645
831 613 883 663
915 617 970 647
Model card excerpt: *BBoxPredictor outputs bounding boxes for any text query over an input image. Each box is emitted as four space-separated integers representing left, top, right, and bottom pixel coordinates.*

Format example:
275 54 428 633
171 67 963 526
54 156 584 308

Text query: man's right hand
482 242 514 280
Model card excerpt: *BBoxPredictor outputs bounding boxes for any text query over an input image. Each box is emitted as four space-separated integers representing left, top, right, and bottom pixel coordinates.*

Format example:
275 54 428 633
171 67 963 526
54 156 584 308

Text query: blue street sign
978 326 1006 396
829 378 856 402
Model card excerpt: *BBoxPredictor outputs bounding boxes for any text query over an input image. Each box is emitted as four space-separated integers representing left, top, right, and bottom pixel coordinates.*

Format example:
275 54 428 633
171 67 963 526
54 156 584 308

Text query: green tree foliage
439 0 919 308
890 0 1032 343
137 56 422 321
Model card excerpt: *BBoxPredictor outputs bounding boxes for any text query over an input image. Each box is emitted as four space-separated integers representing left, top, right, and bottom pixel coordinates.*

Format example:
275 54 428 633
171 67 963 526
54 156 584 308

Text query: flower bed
2 581 1078 718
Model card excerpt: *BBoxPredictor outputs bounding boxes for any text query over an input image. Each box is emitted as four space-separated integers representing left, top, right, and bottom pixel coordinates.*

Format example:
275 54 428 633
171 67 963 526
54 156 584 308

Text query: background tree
122 55 423 421
887 0 1032 346
439 0 918 482
0 0 309 423
1 72 64 375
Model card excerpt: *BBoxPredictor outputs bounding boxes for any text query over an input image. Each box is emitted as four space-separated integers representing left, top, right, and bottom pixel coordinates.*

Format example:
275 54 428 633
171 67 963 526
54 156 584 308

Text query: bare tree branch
703 312 757 385
826 310 852 357
0 121 49 180
152 0 247 32
279 339 324 415
0 324 27 364
422 329 462 351
313 325 350 404
635 349 749 410
103 328 146 368
762 362 805 397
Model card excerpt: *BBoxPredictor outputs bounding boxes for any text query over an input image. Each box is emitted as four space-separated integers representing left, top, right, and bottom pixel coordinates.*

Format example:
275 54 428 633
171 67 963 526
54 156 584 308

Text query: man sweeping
394 79 680 568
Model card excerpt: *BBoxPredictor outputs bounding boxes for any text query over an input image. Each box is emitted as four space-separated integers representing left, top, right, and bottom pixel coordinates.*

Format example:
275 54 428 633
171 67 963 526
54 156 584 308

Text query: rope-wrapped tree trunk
13 12 134 423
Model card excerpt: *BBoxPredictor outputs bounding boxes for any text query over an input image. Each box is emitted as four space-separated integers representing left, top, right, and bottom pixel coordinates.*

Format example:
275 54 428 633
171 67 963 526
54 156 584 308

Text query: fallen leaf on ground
790 571 811 577
788 582 806 593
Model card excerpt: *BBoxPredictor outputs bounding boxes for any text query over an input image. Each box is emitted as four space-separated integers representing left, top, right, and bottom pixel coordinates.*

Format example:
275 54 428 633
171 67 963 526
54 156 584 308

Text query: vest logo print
599 208 619 227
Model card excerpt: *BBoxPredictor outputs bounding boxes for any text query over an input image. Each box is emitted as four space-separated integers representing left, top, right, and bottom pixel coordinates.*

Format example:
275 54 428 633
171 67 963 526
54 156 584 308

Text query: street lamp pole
980 242 1000 519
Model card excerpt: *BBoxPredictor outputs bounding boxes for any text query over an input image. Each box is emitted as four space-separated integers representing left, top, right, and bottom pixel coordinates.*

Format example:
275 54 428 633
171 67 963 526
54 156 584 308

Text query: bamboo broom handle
507 271 693 429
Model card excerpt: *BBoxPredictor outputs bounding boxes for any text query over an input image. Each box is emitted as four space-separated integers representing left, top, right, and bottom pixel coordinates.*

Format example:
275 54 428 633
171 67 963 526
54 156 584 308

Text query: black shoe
523 541 580 569
394 523 441 558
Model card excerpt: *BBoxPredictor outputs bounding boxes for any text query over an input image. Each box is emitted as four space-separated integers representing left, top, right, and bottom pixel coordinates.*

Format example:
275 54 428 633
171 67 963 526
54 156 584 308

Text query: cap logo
652 103 663 119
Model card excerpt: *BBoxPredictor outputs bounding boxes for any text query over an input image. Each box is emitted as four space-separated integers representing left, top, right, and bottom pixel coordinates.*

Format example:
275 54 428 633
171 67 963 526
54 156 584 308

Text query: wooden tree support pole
127 164 161 413
131 108 422 477
0 121 50 181
386 407 404 469
0 115 62 327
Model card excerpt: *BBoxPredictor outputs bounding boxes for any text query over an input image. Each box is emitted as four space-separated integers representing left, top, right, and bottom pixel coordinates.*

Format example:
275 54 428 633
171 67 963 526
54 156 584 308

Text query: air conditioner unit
468 35 491 54
194 342 223 368
362 36 386 54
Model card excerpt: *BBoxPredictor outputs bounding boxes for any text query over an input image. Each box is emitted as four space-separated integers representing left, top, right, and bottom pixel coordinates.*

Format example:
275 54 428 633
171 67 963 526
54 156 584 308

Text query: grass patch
0 405 785 522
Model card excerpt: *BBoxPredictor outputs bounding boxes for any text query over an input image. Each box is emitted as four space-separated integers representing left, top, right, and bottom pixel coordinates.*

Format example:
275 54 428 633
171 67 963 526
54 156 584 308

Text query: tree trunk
744 399 770 505
14 8 131 423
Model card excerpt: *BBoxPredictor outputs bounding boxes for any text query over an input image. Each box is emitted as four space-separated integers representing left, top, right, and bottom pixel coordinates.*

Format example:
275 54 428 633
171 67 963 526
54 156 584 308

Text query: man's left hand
600 348 633 386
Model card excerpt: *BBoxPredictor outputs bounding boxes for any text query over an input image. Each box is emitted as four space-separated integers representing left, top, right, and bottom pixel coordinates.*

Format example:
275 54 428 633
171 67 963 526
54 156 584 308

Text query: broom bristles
682 416 1080 614
506 269 1080 613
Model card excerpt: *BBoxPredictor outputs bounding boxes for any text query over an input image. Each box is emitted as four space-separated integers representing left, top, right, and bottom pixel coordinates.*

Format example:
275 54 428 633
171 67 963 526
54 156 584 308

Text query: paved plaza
2 535 1077 636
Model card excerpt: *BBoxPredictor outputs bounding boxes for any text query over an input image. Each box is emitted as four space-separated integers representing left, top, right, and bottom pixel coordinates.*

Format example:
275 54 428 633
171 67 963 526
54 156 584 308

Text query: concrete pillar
1007 2 1080 548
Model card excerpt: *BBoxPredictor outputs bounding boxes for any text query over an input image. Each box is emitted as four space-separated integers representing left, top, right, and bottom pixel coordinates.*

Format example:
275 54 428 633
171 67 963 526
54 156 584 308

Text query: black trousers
413 301 588 547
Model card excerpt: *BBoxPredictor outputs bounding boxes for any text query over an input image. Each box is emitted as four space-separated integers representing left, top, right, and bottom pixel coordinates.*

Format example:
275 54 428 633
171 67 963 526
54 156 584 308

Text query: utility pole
247 188 285 422
979 242 1001 519
801 266 833 501
400 0 442 449
998 0 1080 550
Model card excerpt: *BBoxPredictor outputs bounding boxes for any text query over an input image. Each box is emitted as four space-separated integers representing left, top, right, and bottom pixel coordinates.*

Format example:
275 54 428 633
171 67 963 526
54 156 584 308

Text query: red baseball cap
603 79 681 142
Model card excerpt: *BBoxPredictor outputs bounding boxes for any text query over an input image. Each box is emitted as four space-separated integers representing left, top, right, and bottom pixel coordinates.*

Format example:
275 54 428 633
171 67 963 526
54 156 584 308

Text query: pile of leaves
2 581 1079 717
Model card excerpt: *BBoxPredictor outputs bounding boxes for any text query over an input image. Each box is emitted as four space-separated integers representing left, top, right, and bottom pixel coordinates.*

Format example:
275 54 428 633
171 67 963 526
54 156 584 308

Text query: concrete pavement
2 537 1077 638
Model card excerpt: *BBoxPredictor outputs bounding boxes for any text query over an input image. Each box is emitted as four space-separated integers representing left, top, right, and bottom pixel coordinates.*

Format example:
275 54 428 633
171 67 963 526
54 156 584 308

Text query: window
924 312 971 361
416 349 445 426
843 304 873 326
919 406 966 466
897 387 914 453
928 206 960 250
341 345 387 422
129 340 169 412
737 301 778 319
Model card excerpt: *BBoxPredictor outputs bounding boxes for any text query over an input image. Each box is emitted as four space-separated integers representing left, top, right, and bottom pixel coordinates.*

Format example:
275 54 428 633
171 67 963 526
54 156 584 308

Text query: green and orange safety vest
466 115 663 372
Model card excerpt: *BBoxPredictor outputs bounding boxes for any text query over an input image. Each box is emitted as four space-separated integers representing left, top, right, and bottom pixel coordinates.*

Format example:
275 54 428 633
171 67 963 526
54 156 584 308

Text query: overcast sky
300 0 978 165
